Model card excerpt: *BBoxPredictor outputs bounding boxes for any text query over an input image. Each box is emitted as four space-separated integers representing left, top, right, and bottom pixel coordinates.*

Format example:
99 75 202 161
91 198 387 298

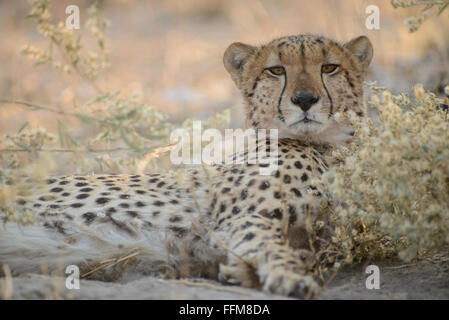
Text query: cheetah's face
224 35 373 144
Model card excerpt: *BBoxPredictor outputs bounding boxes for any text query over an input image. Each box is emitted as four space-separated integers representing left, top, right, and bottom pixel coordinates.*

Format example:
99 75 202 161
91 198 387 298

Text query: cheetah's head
224 34 373 144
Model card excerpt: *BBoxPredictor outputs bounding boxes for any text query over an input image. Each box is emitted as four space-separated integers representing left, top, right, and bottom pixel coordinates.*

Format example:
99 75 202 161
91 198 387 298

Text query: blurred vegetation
0 0 231 224
1 0 175 180
391 0 449 32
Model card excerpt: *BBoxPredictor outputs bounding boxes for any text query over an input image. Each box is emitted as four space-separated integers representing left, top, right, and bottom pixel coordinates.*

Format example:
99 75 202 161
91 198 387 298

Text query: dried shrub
322 84 449 265
391 0 449 32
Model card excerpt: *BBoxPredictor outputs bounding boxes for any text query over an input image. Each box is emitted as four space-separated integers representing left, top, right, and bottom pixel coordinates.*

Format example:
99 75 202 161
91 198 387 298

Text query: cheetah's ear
223 42 256 85
343 36 373 70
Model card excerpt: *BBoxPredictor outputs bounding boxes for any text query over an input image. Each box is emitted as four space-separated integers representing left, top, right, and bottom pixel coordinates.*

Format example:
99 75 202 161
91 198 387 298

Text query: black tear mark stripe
321 72 334 117
277 72 287 122
252 76 260 90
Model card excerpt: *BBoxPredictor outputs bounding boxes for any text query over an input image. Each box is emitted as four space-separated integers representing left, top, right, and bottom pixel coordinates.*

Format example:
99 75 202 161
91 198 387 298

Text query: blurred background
0 0 448 173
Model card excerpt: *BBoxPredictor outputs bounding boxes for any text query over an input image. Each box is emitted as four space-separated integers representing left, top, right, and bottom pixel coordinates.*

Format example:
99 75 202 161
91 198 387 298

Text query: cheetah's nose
291 92 319 112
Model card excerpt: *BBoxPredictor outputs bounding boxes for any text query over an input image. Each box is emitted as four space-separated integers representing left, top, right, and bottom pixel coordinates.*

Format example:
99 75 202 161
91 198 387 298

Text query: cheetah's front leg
217 216 320 299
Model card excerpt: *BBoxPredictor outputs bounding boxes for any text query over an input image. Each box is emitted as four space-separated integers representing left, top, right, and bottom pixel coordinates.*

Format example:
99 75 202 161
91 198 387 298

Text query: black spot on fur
291 188 302 198
169 226 188 237
169 216 182 223
288 205 297 225
259 181 270 190
240 190 248 200
127 211 139 218
243 232 255 241
272 208 283 219
75 182 88 187
294 161 303 169
240 221 253 230
107 207 117 214
96 197 110 204
135 201 146 207
234 175 244 186
222 187 231 194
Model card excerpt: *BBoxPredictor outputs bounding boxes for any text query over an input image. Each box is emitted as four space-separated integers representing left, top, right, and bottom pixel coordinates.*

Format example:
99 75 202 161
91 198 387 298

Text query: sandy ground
2 258 448 300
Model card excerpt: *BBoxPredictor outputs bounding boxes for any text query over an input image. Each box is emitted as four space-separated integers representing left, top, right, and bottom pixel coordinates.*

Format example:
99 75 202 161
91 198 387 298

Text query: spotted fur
0 34 373 298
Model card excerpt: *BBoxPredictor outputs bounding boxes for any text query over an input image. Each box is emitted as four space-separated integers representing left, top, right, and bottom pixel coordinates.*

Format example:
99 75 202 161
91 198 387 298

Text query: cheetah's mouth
290 117 322 126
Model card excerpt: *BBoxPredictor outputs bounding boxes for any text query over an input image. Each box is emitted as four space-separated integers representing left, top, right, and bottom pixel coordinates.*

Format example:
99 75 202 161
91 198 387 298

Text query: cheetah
0 34 373 299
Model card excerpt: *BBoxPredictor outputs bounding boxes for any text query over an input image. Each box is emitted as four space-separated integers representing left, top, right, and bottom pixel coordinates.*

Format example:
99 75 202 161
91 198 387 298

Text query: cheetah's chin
274 118 354 145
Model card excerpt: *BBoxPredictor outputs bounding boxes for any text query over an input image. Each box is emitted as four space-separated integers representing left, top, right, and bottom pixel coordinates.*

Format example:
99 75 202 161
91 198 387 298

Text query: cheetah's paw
262 269 320 299
218 261 260 288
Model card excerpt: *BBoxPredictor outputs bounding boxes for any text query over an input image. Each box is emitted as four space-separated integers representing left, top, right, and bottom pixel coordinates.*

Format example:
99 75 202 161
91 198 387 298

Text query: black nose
291 92 319 112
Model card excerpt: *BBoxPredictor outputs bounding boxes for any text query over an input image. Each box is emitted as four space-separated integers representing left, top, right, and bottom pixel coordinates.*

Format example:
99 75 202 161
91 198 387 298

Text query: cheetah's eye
266 66 285 76
321 64 339 74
